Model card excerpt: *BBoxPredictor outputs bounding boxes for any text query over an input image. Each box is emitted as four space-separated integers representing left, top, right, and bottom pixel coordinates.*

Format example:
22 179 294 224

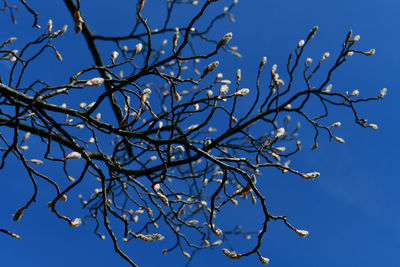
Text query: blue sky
0 0 399 266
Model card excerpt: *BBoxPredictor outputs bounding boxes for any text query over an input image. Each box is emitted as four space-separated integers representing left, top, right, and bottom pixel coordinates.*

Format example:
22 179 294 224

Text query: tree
0 0 386 266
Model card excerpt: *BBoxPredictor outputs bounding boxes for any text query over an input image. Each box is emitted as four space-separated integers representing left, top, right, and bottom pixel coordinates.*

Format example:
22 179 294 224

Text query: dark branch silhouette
0 0 385 266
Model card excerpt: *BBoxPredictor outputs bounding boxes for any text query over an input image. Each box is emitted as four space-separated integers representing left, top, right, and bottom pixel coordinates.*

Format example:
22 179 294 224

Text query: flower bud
13 207 25 222
302 172 320 179
201 61 219 79
111 51 119 63
65 151 82 159
85 77 104 86
295 229 309 237
275 128 285 138
379 88 387 98
70 218 82 227
73 10 84 34
217 32 233 50
233 88 250 96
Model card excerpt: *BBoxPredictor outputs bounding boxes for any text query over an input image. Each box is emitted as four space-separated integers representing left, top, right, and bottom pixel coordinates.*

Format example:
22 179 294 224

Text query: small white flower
298 39 305 47
367 123 378 130
331 122 341 127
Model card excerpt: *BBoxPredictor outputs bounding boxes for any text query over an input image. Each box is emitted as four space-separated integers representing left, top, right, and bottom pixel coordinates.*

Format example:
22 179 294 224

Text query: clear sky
0 1 399 267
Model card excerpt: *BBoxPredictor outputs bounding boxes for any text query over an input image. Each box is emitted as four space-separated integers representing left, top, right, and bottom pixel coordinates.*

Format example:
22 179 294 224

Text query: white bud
65 151 82 159
69 218 82 227
236 68 241 81
322 52 330 60
364 48 375 55
275 128 285 138
219 84 229 94
85 77 104 87
334 136 345 144
367 123 378 130
302 172 320 179
323 84 332 93
134 43 143 55
111 51 119 62
298 40 305 47
29 159 43 165
259 255 270 265
379 88 387 98
234 88 250 96
295 229 309 237
350 89 359 96
217 32 233 50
